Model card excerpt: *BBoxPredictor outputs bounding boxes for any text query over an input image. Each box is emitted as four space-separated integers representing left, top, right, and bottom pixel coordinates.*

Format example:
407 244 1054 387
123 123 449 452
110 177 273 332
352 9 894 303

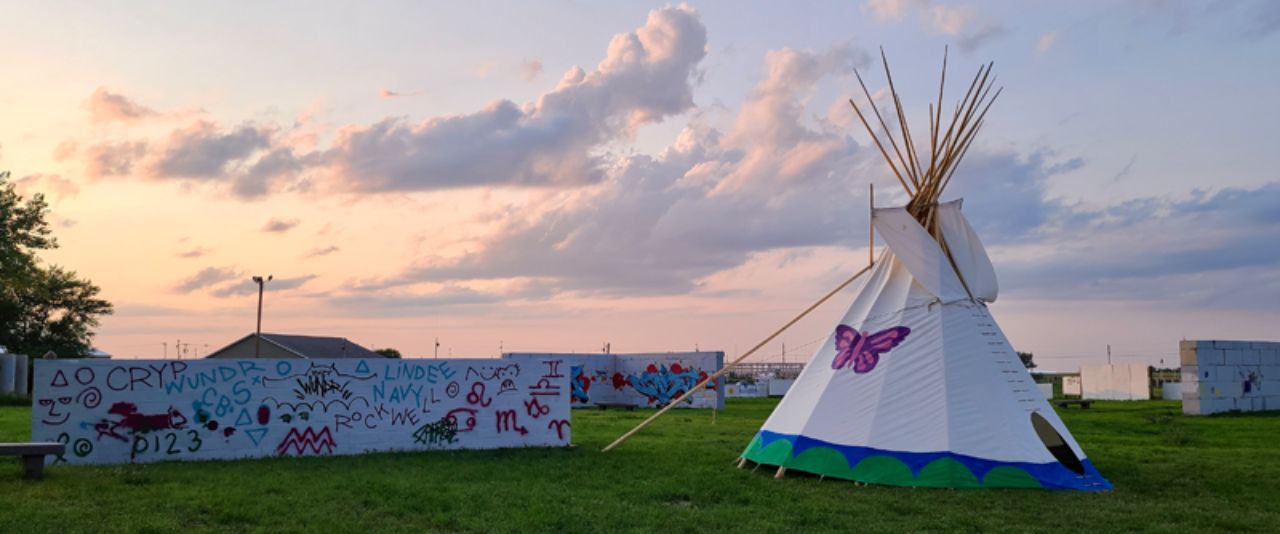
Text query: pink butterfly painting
830 324 912 373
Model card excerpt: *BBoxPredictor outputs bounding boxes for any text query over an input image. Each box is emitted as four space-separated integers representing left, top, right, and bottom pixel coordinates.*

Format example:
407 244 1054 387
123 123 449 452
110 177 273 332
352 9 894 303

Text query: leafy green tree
1017 351 1036 369
374 348 403 359
0 171 112 357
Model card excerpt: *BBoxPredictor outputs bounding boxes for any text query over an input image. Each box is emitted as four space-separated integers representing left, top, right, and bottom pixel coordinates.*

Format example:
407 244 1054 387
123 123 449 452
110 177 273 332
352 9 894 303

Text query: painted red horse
94 402 188 442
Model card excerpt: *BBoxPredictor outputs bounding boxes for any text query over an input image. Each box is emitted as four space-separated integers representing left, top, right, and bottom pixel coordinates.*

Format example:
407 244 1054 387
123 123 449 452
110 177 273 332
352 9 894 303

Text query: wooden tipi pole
601 263 875 452
869 183 875 266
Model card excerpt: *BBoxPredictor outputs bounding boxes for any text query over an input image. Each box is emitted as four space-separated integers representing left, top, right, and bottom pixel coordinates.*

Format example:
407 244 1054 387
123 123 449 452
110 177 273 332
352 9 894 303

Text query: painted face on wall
38 396 73 425
495 365 519 394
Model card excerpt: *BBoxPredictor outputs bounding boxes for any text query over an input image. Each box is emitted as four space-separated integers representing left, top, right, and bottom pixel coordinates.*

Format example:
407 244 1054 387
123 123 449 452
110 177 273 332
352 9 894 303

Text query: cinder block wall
1180 340 1280 415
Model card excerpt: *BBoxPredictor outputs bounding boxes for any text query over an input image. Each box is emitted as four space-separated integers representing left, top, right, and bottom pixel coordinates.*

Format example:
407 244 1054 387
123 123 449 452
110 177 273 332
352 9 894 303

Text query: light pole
252 275 272 357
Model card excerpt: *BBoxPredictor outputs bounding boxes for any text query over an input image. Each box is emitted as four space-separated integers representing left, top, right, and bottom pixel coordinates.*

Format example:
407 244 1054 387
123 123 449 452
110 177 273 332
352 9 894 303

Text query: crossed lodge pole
602 262 874 452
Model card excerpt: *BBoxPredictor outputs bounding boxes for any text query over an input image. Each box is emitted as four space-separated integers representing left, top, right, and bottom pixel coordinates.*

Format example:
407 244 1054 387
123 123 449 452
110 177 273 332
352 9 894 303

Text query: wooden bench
596 402 639 411
1055 399 1093 409
0 442 65 480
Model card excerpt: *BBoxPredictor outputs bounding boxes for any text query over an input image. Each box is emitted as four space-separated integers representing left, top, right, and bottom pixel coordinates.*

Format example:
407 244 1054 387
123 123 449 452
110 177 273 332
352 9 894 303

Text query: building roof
206 333 388 359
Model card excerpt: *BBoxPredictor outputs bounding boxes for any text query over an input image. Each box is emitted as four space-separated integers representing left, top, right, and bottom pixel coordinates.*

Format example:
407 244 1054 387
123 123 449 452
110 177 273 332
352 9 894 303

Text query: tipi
603 50 1110 491
736 52 1111 490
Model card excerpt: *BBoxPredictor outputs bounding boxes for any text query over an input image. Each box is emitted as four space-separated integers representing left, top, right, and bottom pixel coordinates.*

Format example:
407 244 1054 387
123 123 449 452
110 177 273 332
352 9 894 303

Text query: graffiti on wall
505 352 725 409
627 363 711 406
569 365 628 405
1240 369 1265 395
32 358 570 465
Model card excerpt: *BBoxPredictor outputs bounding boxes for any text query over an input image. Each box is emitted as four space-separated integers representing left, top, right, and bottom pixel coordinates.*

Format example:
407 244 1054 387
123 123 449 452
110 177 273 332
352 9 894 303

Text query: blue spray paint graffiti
570 366 591 404
627 363 709 406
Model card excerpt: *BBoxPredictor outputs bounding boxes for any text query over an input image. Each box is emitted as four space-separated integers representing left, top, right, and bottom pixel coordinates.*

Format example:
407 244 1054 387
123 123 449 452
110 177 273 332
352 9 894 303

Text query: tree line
1 171 112 358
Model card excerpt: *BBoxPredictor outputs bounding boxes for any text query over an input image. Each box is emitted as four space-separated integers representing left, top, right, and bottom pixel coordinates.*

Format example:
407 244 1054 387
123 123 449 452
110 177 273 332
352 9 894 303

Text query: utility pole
252 275 272 358
1107 344 1112 366
176 339 181 360
434 337 440 359
162 342 167 359
782 343 786 364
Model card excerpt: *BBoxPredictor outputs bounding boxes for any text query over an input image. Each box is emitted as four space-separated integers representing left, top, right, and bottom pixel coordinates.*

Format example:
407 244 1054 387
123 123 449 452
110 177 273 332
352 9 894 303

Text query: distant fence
724 382 767 398
32 358 570 464
726 362 805 379
503 352 724 409
0 353 30 395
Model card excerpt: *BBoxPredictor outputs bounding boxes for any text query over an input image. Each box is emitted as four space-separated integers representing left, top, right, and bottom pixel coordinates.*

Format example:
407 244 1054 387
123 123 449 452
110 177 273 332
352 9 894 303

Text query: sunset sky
3 1 1278 370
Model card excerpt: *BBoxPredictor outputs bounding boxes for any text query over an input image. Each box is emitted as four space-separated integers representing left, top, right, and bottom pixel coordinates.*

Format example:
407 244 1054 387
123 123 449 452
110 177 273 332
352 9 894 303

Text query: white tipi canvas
740 201 1112 491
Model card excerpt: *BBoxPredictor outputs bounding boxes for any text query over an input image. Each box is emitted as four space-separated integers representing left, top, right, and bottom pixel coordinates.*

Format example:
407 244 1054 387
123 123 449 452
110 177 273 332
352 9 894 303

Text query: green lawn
1 398 1278 533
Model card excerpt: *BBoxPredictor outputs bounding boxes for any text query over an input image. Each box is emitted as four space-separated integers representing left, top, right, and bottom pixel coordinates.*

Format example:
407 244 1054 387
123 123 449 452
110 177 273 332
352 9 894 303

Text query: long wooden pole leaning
601 262 875 452
869 183 875 266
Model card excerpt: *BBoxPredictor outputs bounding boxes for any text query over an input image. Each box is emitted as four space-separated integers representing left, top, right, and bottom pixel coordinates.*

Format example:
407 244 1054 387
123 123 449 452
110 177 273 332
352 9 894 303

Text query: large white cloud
320 5 707 193
55 4 1280 315
350 45 879 296
70 6 709 199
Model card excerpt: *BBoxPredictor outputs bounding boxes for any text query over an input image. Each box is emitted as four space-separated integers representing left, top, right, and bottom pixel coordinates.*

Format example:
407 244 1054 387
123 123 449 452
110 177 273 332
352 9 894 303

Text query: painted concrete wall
725 381 767 398
502 352 725 409
1181 340 1280 415
31 358 570 464
767 378 795 397
1062 375 1082 396
1080 364 1151 400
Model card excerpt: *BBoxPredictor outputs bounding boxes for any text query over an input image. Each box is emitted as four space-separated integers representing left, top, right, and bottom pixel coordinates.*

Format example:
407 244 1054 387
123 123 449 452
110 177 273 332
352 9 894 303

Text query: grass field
1 398 1278 533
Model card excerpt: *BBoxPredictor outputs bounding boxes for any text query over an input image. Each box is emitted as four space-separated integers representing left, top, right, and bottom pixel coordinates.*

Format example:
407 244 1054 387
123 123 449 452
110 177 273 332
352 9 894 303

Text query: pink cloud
84 141 147 177
350 45 877 296
262 217 300 233
862 0 1004 52
319 5 707 193
84 87 158 123
13 173 80 200
713 46 865 193
302 245 340 258
52 141 78 162
520 60 543 81
150 121 272 178
378 88 427 99
173 266 242 293
176 247 211 258
64 6 708 198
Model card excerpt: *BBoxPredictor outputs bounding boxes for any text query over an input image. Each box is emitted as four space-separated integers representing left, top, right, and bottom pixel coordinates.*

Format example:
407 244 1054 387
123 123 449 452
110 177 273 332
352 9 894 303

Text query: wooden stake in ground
601 263 874 452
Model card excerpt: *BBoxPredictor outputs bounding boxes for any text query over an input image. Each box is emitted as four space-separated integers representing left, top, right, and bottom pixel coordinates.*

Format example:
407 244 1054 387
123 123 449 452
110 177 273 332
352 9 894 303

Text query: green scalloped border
741 438 1042 489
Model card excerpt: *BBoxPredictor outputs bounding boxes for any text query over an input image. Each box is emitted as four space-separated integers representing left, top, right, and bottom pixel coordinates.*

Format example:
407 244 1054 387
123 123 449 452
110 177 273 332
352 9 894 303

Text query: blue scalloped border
750 430 1112 491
